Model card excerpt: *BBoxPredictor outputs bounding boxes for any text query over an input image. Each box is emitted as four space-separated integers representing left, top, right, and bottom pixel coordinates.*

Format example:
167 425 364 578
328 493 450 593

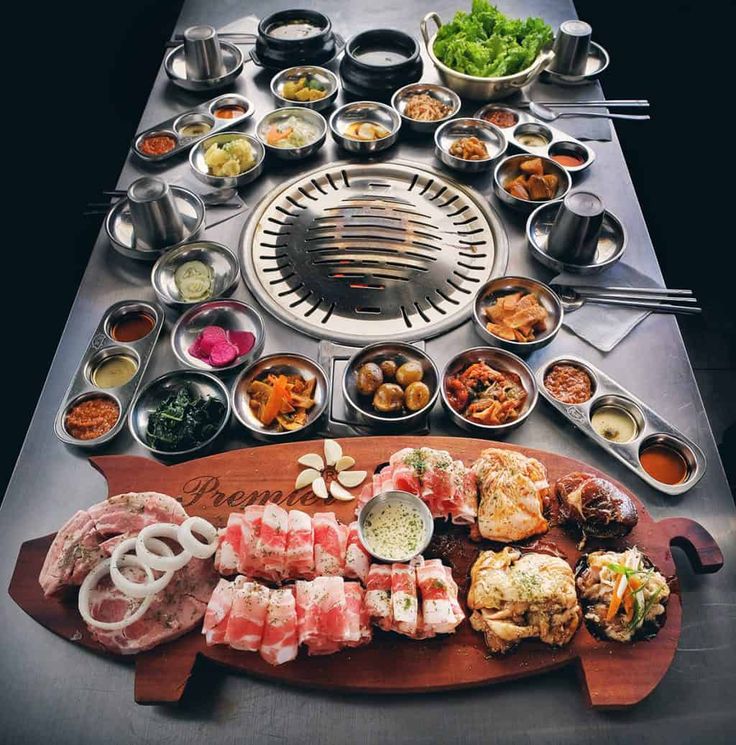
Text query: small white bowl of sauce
357 490 434 563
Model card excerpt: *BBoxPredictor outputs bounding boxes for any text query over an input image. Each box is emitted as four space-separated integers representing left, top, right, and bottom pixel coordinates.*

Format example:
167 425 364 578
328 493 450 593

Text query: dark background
3 0 734 498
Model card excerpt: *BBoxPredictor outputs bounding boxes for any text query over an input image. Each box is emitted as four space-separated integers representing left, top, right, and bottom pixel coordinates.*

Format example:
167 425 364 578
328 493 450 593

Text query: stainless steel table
1 1 734 743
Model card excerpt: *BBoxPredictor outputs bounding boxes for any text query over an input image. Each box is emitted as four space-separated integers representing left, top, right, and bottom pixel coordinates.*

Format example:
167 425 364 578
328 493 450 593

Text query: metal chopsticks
517 100 649 109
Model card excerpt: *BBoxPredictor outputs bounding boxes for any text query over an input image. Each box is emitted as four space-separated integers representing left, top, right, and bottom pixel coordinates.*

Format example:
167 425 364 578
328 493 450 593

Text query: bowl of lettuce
420 1 554 100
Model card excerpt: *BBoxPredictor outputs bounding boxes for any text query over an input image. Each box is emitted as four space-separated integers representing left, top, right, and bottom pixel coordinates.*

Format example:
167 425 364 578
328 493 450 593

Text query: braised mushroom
372 383 405 413
395 361 424 387
355 363 384 396
404 381 430 411
379 359 397 380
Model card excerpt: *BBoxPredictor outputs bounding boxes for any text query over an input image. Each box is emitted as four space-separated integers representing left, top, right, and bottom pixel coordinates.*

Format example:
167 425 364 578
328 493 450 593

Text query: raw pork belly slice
258 504 288 581
444 566 465 627
308 576 350 655
344 582 372 647
391 563 418 636
214 513 245 576
285 509 314 579
313 513 348 576
238 505 266 577
344 522 371 583
88 492 187 535
295 580 322 648
225 581 270 652
364 564 393 631
202 577 237 645
259 587 298 666
416 559 461 634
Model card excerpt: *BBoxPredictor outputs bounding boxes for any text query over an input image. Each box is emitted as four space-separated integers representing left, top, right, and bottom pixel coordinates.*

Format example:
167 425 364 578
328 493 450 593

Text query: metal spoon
556 286 701 314
529 102 650 122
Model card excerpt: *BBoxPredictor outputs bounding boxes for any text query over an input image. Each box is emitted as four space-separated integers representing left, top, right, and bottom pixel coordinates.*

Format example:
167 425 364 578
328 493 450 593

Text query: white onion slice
78 555 154 631
177 516 218 559
136 523 191 571
110 537 174 598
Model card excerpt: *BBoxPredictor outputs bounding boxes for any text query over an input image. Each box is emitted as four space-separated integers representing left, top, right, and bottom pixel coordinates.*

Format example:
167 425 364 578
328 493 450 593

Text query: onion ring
78 555 154 631
135 523 191 571
177 516 218 559
110 537 174 598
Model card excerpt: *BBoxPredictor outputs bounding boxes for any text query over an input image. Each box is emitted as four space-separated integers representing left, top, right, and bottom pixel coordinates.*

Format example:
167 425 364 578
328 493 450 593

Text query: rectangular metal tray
535 354 706 495
474 103 596 173
53 300 164 447
132 93 254 163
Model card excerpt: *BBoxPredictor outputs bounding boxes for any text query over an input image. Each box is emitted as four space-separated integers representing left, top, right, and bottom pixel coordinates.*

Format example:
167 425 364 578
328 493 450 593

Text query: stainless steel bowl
270 66 339 111
357 490 435 563
189 132 265 189
342 342 439 430
255 107 327 160
128 370 231 458
441 346 538 435
170 299 265 373
390 82 460 134
493 154 571 213
329 101 401 154
434 117 507 173
420 11 554 101
231 353 329 441
473 276 563 355
164 40 245 92
151 241 240 311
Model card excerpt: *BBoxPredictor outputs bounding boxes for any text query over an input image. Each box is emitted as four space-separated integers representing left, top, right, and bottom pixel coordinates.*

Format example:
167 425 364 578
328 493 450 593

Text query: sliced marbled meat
259 587 298 666
88 492 187 535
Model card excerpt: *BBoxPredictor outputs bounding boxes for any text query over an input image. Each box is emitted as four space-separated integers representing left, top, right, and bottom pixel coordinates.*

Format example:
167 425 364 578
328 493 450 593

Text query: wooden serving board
8 437 723 709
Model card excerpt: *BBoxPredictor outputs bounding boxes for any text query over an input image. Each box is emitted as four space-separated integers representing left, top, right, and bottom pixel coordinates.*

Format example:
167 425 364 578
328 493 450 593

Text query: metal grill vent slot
241 161 508 344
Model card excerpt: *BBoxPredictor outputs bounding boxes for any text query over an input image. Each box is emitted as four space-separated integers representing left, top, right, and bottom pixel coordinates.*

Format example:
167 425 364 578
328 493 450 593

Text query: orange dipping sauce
138 134 176 156
65 396 120 440
640 443 689 485
551 153 585 168
110 311 155 342
214 105 246 119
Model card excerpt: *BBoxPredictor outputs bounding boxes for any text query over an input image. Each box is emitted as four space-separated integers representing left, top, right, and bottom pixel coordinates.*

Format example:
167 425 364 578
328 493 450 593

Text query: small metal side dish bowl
231 353 329 441
329 101 401 154
151 241 240 311
473 275 563 355
189 132 265 189
256 107 327 160
493 153 571 213
441 346 538 435
270 66 339 111
420 11 554 101
357 490 435 563
434 117 507 173
171 299 265 373
128 370 231 458
390 82 460 134
342 342 440 430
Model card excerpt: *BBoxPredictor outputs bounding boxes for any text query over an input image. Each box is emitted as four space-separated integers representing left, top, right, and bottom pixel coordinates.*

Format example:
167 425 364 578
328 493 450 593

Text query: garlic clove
324 439 342 467
337 470 367 488
329 481 354 501
297 453 324 471
295 468 321 490
312 477 328 500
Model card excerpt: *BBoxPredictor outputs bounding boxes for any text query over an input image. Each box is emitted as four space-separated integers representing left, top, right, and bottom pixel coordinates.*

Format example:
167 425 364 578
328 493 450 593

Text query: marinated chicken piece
576 547 669 643
527 174 553 201
472 448 550 542
504 161 559 202
542 173 559 193
508 182 530 200
468 547 581 654
519 157 544 176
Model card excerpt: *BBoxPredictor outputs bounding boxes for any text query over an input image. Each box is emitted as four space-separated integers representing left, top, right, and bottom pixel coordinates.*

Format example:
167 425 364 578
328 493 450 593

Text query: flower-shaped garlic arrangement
294 439 367 501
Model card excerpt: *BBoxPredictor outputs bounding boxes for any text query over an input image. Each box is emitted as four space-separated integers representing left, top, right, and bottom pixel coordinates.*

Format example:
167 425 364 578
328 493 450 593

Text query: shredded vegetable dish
247 372 317 431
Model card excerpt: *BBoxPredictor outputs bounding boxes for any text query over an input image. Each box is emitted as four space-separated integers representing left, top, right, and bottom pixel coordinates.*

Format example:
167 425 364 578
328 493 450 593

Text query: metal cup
183 25 225 80
546 191 605 264
549 20 592 77
127 178 185 251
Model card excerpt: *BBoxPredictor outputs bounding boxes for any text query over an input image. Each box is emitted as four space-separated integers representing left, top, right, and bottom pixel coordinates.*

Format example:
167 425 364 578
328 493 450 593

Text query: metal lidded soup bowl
151 240 240 311
391 82 460 134
128 370 231 458
231 353 329 441
256 107 327 160
493 153 571 213
473 275 563 354
189 132 265 189
329 101 401 154
434 117 507 173
357 490 435 563
342 341 440 430
420 11 554 101
270 65 339 111
441 346 538 435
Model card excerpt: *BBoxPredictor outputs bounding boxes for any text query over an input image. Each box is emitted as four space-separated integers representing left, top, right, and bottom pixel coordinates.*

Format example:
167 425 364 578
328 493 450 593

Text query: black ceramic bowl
252 9 341 70
339 29 423 101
